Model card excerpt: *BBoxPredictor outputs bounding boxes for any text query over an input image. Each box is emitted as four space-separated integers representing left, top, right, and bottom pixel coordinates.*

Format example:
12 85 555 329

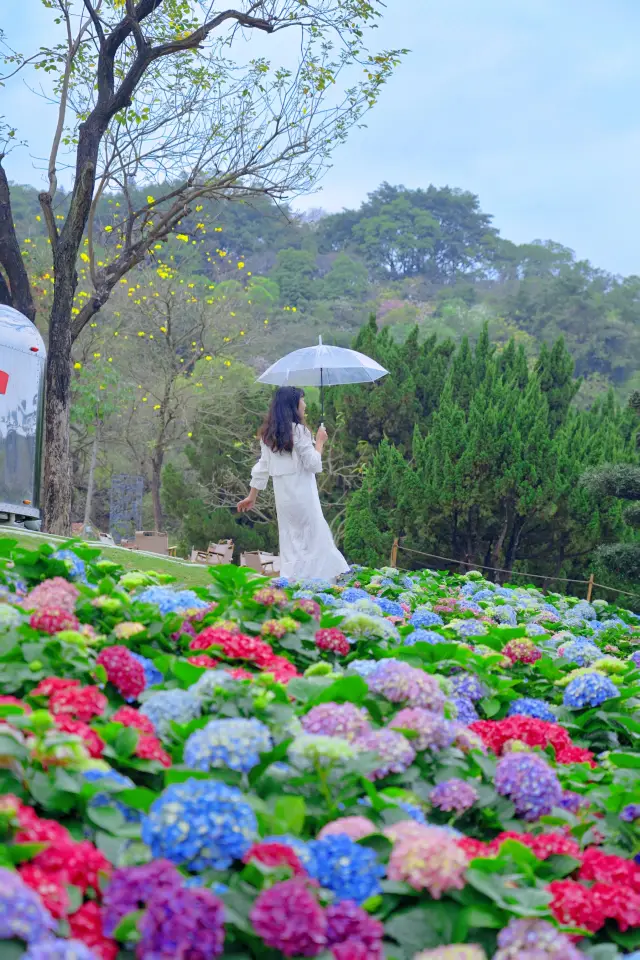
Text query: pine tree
582 392 640 585
343 440 408 567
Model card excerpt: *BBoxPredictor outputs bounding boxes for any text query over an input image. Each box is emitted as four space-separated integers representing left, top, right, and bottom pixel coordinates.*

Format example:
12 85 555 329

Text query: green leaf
305 675 369 708
273 795 305 834
609 752 640 769
118 787 157 813
480 697 500 717
114 726 139 759
172 660 206 687
112 909 144 942
462 904 504 928
6 842 47 864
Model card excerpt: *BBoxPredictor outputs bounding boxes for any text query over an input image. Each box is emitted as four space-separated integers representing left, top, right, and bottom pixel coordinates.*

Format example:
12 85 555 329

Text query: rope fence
390 538 640 605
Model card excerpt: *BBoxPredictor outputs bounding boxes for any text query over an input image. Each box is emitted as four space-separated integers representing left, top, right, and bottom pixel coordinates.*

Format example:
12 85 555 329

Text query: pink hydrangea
389 707 455 752
23 577 79 613
96 646 146 700
355 729 416 779
250 879 327 957
387 825 468 898
318 817 376 842
301 703 371 742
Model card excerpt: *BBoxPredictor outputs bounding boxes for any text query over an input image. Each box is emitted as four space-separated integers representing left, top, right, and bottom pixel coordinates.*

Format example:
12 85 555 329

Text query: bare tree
0 1 403 533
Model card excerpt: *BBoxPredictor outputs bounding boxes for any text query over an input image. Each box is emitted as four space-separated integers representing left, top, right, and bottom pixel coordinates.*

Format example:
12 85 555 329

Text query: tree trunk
151 452 164 533
0 160 36 321
83 429 99 529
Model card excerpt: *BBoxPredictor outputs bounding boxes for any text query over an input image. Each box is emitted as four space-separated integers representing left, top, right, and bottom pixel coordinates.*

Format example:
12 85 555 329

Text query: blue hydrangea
136 586 209 614
348 659 380 678
494 605 517 626
457 601 482 614
409 610 444 629
140 689 201 738
314 592 340 607
142 779 256 871
571 601 597 621
451 673 486 702
130 652 164 689
83 769 141 823
507 697 556 723
404 628 445 646
184 718 272 773
563 616 586 629
52 548 88 583
450 696 478 725
189 670 238 700
402 576 416 591
23 939 99 960
525 623 548 638
341 587 371 603
471 589 495 602
542 603 560 615
376 598 404 617
601 617 625 630
0 866 55 942
272 577 290 588
397 801 427 824
460 582 478 597
454 620 488 637
307 834 384 904
558 639 601 667
495 587 516 601
563 672 619 709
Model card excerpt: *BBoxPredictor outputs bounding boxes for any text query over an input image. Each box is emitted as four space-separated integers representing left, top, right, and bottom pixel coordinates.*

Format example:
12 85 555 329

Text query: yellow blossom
74 362 82 370
237 261 245 269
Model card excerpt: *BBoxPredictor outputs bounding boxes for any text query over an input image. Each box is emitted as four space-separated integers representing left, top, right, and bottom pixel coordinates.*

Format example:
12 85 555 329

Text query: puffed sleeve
293 424 322 474
250 442 270 491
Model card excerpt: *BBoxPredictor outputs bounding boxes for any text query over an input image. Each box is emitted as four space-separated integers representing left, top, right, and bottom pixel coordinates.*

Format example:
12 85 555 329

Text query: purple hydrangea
495 917 584 959
430 778 479 814
451 673 486 702
559 790 587 814
631 651 640 668
495 752 562 821
450 696 479 726
507 697 556 723
138 886 225 959
355 728 416 779
621 803 640 822
23 942 98 960
389 707 456 752
301 702 371 742
0 866 55 943
367 660 420 703
102 859 183 935
325 900 384 953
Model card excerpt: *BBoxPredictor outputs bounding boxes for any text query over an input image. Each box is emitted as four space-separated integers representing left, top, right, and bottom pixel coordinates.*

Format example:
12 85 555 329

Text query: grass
0 528 215 588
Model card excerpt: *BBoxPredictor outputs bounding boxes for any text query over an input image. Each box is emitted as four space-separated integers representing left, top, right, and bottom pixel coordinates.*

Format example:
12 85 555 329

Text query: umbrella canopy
257 336 388 388
256 337 388 416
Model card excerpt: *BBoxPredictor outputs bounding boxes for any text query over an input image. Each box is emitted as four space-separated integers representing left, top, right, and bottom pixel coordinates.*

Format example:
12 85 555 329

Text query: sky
3 0 640 275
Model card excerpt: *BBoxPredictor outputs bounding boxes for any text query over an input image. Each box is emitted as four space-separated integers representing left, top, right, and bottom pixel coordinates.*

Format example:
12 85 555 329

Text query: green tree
321 254 370 300
272 249 319 308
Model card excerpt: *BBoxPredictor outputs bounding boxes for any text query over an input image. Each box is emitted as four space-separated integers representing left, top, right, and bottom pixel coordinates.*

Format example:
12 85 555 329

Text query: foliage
0 542 639 957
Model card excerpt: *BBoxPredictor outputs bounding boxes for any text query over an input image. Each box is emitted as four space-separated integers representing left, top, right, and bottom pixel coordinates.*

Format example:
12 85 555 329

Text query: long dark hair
259 386 305 452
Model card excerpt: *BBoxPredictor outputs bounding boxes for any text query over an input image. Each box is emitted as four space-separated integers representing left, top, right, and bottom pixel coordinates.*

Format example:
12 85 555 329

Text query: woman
238 386 349 582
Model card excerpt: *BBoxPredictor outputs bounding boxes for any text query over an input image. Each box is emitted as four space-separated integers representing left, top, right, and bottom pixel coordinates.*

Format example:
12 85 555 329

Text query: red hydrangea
66 840 112 894
250 879 327 956
188 655 220 668
315 628 350 656
111 706 155 735
225 667 254 681
456 837 491 859
579 848 640 892
96 645 146 700
222 633 275 663
261 655 299 684
54 715 105 758
30 606 80 635
69 901 118 960
49 684 108 722
243 842 305 875
469 716 595 766
30 677 80 699
489 831 581 861
591 882 640 931
548 879 605 932
19 863 69 918
136 734 172 768
189 626 237 651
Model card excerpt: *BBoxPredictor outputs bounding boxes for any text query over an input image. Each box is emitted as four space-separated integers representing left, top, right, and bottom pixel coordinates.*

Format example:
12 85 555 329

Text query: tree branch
0 157 35 321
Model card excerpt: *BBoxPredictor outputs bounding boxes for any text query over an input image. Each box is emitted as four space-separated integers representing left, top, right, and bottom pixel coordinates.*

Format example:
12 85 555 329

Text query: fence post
390 537 399 568
587 573 594 603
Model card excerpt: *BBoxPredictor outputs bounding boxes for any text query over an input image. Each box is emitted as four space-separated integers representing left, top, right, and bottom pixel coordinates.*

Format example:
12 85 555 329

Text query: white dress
250 423 349 582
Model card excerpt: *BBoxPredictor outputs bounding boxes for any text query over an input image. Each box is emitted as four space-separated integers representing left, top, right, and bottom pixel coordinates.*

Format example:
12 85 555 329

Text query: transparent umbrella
257 336 388 417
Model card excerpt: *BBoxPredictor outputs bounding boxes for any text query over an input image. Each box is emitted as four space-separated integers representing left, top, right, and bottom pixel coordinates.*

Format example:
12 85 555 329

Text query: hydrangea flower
389 707 455 752
621 804 640 822
449 696 479 726
262 835 314 868
558 638 602 667
525 622 548 638
341 588 370 603
339 610 399 641
495 752 562 821
0 866 55 943
138 885 225 959
96 645 146 700
318 817 375 841
563 671 619 709
0 604 24 631
102 859 183 935
142 778 256 870
376 598 404 617
451 673 486 702
289 734 358 769
368 660 445 711
130 652 164 688
301 703 371 742
184 718 272 773
51 548 87 582
404 629 445 645
307 834 384 904
571 600 597 621
347 659 379 678
136 586 209 614
188 670 238 700
23 576 79 613
83 769 141 824
409 610 444 628
140 689 201 738
414 948 486 960
387 824 468 897
250 879 327 956
325 900 384 957
354 728 415 779
430 778 479 814
23 940 99 960
454 620 488 638
507 698 556 723
493 605 517 626
494 917 584 959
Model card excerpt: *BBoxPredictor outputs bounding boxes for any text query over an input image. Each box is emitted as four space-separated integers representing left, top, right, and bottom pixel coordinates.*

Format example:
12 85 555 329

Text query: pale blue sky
3 0 640 275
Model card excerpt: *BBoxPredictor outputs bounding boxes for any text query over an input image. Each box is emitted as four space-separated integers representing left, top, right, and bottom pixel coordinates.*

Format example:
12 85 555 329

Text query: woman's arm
293 423 323 474
238 445 269 512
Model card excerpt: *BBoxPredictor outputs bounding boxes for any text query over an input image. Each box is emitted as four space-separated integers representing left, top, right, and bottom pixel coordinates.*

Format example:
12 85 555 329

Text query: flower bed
0 538 639 959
